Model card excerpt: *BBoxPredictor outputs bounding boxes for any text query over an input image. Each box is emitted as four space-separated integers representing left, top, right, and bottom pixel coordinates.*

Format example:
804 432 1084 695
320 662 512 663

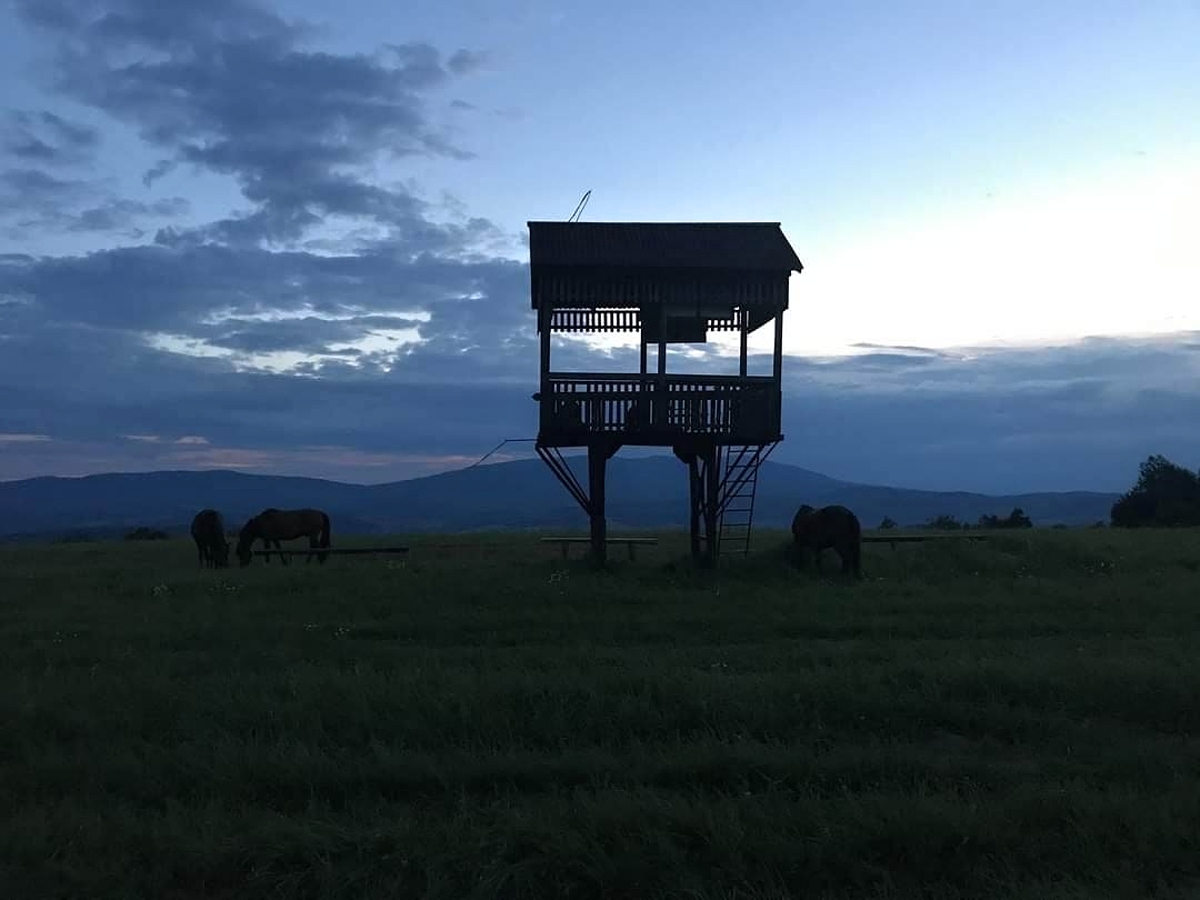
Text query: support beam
739 307 748 378
540 306 552 387
688 456 702 560
587 442 608 566
658 302 667 376
703 443 720 566
773 309 784 380
536 445 591 514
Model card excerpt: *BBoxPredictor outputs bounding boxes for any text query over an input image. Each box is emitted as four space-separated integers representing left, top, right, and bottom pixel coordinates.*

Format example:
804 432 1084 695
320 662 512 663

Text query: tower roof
526 221 804 272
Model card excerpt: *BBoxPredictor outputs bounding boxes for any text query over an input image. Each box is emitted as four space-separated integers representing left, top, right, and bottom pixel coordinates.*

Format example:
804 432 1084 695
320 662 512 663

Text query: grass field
3 527 1200 899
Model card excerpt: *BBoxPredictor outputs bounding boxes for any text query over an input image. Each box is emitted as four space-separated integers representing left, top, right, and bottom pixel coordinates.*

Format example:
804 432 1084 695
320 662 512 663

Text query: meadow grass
2 527 1200 899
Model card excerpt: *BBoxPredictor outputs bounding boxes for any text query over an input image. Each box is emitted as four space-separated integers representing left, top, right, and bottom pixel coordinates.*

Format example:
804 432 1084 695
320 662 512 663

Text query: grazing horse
236 507 331 567
791 503 863 579
190 508 230 569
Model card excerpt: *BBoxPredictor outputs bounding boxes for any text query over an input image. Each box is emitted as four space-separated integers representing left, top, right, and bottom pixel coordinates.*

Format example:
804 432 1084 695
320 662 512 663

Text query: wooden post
688 454 702 561
539 305 552 431
739 307 748 378
657 303 668 428
639 330 649 429
773 308 785 428
773 310 784 375
587 441 607 566
703 443 720 566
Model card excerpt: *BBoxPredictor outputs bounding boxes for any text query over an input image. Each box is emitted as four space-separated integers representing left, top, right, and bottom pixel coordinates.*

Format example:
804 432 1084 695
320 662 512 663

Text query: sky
0 0 1198 494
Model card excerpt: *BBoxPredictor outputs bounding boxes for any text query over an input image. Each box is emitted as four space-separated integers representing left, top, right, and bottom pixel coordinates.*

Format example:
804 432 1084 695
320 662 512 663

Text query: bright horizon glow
148 145 1200 377
564 154 1200 362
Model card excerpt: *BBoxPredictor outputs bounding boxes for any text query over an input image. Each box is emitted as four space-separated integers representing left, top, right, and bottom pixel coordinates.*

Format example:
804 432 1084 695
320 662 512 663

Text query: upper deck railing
537 372 782 446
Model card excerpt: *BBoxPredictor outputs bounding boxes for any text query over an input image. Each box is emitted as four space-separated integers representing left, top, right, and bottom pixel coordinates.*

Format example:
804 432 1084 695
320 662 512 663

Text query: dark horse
236 507 331 567
190 508 230 568
791 504 863 579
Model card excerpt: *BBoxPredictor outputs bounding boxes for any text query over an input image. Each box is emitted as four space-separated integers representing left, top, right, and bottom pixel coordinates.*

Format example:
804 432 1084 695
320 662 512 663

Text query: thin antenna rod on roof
568 189 591 222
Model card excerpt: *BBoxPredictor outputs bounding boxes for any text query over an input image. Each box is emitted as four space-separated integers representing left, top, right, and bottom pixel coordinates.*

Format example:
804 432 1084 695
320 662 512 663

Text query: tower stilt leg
703 443 720 567
587 442 608 566
688 456 702 560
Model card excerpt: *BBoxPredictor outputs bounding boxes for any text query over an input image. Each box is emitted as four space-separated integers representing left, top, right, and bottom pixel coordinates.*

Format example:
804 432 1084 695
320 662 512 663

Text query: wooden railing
538 372 781 442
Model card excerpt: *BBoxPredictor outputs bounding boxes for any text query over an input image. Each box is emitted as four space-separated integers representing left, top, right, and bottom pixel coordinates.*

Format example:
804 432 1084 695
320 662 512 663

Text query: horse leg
307 534 318 564
275 539 289 566
791 541 807 570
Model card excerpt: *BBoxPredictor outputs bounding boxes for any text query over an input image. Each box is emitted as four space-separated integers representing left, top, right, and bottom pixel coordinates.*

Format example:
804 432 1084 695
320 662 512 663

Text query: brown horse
190 508 230 568
235 507 331 567
791 503 863 579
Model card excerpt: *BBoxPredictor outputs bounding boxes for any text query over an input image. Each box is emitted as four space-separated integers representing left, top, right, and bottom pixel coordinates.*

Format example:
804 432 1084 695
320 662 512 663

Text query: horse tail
319 511 331 562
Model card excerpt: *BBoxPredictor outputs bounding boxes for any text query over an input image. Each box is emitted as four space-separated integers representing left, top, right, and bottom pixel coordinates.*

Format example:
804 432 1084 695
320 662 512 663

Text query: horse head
235 515 259 567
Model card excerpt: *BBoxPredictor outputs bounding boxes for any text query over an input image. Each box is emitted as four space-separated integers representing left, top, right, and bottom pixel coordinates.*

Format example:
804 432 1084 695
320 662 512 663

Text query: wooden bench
541 536 659 561
863 534 990 550
250 546 409 558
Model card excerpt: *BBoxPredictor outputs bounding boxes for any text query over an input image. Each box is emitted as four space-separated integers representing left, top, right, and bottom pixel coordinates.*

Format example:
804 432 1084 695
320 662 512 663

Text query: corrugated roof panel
526 221 804 272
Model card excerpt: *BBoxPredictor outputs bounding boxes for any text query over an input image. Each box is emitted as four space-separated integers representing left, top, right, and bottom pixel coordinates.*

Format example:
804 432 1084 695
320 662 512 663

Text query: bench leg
561 541 569 560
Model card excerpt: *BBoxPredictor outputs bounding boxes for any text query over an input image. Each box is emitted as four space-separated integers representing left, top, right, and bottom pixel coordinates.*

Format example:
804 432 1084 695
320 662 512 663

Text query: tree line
873 454 1200 531
1109 454 1200 527
878 509 1033 531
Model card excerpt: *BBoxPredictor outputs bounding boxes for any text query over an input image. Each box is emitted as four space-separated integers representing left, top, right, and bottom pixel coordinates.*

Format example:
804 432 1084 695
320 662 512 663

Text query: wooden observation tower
529 220 803 565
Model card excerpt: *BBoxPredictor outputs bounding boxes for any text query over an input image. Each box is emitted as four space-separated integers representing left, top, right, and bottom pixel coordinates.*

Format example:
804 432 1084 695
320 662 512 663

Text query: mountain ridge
0 456 1119 541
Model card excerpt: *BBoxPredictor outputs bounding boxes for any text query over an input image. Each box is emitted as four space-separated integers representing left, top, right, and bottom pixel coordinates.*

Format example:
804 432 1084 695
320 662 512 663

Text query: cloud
773 333 1200 492
445 49 491 75
1 168 96 208
2 298 1198 492
14 0 497 250
0 242 529 361
3 0 1197 495
0 434 492 484
3 110 100 165
0 0 543 486
1 123 189 238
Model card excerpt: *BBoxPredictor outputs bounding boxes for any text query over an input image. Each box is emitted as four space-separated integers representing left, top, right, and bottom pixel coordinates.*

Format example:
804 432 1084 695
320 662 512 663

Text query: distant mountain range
0 456 1119 541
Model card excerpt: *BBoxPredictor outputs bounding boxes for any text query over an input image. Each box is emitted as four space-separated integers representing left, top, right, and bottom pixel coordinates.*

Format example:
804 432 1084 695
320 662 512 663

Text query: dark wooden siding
532 267 789 322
